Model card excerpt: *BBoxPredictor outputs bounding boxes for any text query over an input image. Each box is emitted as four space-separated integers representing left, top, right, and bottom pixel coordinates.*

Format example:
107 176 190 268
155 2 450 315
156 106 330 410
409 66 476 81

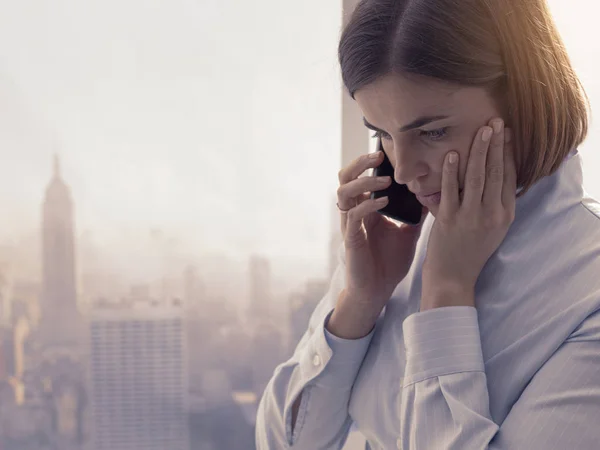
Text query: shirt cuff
284 308 375 444
323 309 376 358
402 306 484 386
300 309 376 389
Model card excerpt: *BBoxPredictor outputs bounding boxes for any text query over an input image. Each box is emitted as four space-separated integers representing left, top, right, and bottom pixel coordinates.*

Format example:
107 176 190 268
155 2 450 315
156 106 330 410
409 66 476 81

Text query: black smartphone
370 138 424 226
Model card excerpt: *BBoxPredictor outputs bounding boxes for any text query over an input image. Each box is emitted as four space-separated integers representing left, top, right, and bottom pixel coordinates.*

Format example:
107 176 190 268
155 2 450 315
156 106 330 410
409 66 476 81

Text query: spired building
39 154 84 350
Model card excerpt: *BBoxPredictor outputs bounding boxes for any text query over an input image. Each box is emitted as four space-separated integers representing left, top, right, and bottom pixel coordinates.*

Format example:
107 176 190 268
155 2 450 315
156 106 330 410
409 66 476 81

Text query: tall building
89 301 189 450
248 255 272 317
183 264 205 311
40 154 82 348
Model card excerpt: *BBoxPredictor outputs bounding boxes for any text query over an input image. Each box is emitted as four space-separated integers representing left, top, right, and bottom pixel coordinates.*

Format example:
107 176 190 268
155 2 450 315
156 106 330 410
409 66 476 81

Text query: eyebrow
363 115 450 133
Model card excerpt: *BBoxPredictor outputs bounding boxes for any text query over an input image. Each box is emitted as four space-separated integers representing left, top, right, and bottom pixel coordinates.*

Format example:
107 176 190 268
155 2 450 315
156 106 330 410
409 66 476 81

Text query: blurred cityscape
0 154 343 449
1 2 596 450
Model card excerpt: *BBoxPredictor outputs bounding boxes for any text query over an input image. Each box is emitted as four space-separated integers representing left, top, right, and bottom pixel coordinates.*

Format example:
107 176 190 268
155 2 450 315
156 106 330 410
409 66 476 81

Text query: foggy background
0 0 598 449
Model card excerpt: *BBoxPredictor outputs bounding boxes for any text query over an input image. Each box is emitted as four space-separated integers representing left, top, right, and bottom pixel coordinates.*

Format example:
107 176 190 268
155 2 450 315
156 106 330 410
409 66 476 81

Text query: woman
256 0 600 449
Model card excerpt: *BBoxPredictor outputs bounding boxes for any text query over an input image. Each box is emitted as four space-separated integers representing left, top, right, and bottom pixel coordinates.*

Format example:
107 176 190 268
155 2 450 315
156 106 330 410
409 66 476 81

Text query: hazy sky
0 0 599 290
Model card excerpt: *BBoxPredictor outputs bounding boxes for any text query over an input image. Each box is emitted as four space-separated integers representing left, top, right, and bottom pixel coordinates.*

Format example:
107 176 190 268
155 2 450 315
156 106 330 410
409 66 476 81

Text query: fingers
344 196 389 249
337 150 390 235
340 192 369 235
461 126 493 210
501 127 517 211
338 174 391 235
439 117 516 220
482 119 505 206
337 174 391 209
439 151 460 216
338 151 384 197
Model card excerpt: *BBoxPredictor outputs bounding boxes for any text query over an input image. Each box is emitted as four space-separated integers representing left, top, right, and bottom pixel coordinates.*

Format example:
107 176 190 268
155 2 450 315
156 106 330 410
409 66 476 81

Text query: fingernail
369 151 381 159
449 152 458 164
482 127 493 142
492 119 504 134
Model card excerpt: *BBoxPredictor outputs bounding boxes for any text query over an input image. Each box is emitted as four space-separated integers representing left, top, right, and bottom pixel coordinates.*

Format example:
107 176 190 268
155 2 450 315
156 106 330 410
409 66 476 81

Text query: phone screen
370 138 424 225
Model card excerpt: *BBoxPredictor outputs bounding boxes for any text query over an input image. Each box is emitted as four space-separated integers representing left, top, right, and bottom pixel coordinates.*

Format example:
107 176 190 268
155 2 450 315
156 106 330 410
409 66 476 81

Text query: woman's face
354 73 505 217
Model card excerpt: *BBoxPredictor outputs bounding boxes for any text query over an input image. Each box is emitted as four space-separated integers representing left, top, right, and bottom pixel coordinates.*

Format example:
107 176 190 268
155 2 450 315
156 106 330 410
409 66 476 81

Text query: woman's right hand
334 150 429 322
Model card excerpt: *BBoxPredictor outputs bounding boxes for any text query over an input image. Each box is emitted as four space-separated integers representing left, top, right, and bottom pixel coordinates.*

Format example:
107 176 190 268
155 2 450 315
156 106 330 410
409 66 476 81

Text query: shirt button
312 354 321 366
396 438 402 449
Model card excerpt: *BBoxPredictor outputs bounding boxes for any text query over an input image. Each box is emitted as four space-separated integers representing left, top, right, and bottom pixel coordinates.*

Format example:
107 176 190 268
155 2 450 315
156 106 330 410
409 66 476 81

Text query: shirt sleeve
399 306 600 449
255 242 378 449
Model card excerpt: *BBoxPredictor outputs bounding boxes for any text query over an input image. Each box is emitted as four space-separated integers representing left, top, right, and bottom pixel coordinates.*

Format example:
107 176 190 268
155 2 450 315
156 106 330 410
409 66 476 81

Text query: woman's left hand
421 118 517 309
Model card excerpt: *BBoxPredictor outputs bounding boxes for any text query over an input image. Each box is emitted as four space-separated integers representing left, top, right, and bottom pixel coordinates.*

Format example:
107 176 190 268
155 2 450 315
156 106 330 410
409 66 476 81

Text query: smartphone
370 138 424 225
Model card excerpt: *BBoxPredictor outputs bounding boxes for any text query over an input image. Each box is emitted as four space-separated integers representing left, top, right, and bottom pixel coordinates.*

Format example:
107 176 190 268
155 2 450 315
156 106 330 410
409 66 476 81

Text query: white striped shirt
256 148 600 449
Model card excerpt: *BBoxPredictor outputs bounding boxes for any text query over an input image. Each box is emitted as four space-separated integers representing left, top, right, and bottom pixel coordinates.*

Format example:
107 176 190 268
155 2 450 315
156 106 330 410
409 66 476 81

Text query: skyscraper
248 255 272 317
40 154 82 348
89 301 189 450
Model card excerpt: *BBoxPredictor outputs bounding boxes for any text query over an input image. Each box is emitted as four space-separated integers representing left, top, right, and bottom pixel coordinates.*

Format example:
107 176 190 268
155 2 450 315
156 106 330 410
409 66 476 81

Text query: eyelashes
371 127 449 142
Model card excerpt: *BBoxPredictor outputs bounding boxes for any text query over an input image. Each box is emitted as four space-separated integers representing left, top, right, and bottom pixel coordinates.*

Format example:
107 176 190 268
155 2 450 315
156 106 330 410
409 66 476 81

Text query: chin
426 205 438 218
423 189 463 217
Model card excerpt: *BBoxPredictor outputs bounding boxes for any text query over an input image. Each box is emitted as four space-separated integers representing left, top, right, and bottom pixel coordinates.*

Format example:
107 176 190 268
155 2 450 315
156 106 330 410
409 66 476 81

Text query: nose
392 143 422 185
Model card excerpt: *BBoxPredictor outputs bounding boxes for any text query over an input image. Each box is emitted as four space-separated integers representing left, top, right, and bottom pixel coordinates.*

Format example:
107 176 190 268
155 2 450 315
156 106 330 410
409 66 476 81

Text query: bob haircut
339 0 591 198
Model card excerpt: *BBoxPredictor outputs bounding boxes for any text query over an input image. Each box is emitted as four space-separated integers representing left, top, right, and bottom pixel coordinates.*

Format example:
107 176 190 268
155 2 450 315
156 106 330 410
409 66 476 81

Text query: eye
371 130 392 141
419 127 448 141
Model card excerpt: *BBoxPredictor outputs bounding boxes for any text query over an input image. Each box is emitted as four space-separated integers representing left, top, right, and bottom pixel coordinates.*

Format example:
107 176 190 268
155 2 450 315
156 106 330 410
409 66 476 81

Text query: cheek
434 146 466 178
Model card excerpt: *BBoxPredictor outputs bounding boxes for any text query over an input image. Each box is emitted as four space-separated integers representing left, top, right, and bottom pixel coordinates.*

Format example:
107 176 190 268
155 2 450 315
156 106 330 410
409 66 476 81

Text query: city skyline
0 151 324 311
0 2 598 449
0 142 300 449
0 0 343 292
1 0 600 302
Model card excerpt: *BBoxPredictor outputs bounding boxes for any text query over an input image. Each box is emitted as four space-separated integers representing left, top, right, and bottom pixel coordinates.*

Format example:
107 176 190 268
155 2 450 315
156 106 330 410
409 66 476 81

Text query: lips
413 190 440 197
416 191 439 197
416 191 442 206
412 189 464 196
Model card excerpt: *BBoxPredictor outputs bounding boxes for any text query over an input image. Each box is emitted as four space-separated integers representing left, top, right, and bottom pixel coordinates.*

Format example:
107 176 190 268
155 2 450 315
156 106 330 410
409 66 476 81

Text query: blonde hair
339 0 591 197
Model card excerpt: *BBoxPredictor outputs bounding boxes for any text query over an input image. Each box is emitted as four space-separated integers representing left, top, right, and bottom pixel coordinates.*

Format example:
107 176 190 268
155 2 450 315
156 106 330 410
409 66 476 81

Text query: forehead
356 74 459 112
354 73 493 123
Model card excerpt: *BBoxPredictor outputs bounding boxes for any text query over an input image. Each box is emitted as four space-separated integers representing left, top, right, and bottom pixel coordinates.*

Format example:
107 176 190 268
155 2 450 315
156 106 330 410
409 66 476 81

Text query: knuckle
487 165 503 182
345 231 366 250
361 154 374 168
436 214 455 227
338 169 345 183
468 174 485 189
482 211 504 228
346 208 359 223
445 178 459 191
370 176 386 188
